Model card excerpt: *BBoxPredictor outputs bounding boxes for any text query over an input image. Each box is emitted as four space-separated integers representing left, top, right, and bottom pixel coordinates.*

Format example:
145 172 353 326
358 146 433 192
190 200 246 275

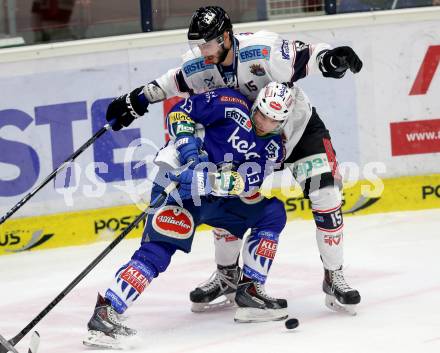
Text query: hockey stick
0 181 177 353
0 119 116 226
0 331 39 353
0 334 19 353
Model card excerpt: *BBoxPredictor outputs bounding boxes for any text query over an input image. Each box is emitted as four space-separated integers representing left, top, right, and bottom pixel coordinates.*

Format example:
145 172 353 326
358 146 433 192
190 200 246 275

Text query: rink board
1 7 440 219
0 174 439 255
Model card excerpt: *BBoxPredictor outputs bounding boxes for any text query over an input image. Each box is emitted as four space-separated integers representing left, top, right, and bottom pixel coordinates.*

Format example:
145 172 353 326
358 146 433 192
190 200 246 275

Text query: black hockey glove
319 46 363 79
106 86 149 131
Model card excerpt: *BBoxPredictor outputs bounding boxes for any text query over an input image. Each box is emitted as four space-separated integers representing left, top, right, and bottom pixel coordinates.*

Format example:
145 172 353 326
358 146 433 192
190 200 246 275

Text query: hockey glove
175 135 204 167
168 168 209 200
106 86 149 131
319 46 363 79
168 167 245 201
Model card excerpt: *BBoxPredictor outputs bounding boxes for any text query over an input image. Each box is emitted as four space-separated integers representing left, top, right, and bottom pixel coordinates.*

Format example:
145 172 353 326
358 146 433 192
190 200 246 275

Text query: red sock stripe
322 138 341 180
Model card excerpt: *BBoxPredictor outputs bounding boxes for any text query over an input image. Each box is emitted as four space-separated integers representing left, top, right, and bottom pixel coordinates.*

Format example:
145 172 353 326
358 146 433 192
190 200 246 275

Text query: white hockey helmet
252 82 294 123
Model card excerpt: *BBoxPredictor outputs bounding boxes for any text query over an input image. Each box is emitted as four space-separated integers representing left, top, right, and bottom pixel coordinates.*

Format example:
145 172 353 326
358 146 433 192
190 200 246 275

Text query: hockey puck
285 318 299 330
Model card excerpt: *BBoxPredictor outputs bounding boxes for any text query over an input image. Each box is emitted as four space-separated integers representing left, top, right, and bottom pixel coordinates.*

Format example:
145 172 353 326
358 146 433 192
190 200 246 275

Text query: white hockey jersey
153 30 327 155
281 84 313 158
155 30 330 102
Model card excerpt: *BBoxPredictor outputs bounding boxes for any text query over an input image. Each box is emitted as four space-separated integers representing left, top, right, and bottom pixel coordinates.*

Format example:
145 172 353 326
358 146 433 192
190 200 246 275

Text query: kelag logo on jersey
239 45 271 62
225 107 252 132
227 127 260 159
183 58 214 77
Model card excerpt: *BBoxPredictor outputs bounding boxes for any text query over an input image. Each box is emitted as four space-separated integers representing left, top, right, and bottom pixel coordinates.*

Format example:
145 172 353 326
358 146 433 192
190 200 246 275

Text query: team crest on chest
250 64 266 77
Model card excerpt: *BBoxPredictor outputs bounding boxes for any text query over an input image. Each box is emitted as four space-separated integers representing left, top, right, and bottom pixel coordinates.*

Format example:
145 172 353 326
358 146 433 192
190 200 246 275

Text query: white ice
1 209 439 353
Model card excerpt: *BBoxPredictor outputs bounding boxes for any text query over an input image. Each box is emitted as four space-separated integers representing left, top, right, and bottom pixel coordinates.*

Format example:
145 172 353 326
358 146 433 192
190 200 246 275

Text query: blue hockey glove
175 135 204 167
168 168 210 200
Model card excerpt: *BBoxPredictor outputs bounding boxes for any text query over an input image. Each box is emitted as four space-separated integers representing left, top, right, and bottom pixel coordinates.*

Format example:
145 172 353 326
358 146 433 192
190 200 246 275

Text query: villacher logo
152 206 194 239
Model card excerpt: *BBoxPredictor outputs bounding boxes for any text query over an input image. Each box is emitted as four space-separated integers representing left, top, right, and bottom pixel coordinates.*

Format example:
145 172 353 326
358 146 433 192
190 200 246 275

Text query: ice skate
234 276 288 323
323 267 361 315
190 264 240 312
83 293 136 349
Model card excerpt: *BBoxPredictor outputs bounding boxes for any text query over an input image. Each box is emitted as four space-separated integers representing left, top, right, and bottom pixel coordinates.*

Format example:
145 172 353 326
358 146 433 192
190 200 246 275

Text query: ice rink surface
1 209 439 353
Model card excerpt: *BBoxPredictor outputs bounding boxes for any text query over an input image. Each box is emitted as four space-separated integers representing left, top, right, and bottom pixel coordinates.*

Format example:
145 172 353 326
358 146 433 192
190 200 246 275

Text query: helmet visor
189 35 224 57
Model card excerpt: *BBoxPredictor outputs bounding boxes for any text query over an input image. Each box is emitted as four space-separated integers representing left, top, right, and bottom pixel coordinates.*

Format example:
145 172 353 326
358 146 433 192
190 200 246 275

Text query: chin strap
219 34 236 64
218 46 230 64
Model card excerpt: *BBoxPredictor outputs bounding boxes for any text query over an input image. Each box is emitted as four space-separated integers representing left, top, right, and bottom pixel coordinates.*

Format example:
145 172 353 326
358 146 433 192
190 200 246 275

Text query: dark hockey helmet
187 6 232 43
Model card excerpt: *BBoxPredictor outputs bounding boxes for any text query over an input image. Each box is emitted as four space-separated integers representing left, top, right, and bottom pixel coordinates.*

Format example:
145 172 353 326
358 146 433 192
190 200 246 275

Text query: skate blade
325 294 357 316
234 307 288 323
83 330 123 350
191 294 236 313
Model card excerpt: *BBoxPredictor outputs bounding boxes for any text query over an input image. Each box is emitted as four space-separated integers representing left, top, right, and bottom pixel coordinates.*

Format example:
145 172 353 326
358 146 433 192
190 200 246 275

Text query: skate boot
83 293 136 349
323 267 361 315
234 276 288 323
190 264 240 312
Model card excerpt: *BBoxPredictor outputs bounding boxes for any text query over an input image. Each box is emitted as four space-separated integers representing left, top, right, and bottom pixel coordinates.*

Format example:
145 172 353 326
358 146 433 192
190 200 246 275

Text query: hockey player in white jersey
104 6 363 314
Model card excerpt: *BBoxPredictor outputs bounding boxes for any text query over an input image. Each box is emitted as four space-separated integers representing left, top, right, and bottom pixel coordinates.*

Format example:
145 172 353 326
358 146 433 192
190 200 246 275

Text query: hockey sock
310 186 344 270
242 229 280 284
106 260 155 314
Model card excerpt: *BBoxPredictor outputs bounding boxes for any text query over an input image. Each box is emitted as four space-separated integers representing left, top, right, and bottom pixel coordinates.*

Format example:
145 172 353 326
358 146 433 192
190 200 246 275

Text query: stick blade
27 332 40 353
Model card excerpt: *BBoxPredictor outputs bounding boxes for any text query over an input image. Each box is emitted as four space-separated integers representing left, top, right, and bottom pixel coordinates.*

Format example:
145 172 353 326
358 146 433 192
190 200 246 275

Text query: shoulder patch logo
239 45 271 62
281 40 290 60
250 64 266 76
168 111 193 124
183 57 214 77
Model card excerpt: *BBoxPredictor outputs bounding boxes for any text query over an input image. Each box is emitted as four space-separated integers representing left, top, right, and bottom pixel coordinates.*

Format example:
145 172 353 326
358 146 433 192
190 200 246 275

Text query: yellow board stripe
1 174 439 255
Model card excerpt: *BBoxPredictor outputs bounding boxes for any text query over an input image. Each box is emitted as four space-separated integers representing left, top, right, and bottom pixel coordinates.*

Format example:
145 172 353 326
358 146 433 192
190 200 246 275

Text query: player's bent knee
132 241 177 274
259 198 287 232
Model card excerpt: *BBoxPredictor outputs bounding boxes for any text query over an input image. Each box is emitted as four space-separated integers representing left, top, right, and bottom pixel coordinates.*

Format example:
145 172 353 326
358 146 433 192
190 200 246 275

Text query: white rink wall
0 7 439 217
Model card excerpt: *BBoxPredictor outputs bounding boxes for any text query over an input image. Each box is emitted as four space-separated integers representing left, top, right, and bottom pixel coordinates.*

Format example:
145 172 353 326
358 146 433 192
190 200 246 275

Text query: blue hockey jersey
166 88 285 192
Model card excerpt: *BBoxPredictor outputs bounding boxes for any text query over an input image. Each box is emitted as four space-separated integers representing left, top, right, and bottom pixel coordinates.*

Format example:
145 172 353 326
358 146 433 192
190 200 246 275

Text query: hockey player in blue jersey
83 82 294 349
99 6 363 317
